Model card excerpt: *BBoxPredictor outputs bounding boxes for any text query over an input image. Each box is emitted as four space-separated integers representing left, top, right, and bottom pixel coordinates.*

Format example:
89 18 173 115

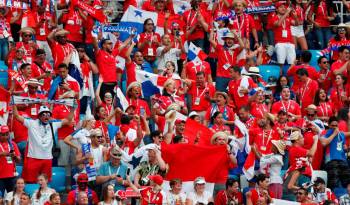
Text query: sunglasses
307 113 315 117
330 124 338 127
322 61 329 64
41 113 51 117
147 23 154 25
57 35 66 39
105 95 113 99
23 34 32 37
0 133 9 136
77 49 85 53
338 28 346 32
95 135 103 139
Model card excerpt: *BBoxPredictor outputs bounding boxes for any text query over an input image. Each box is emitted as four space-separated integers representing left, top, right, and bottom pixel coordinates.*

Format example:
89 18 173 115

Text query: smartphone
126 168 130 176
140 107 145 116
175 30 180 37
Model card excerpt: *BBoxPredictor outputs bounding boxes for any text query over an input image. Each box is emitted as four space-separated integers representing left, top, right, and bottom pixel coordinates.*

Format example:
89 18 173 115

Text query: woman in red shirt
329 74 348 113
137 18 161 66
314 88 334 124
249 89 271 119
209 111 231 134
290 0 310 50
307 0 337 49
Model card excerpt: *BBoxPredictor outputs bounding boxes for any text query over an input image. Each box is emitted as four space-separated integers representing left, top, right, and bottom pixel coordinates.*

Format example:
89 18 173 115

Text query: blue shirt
324 129 347 162
98 161 128 191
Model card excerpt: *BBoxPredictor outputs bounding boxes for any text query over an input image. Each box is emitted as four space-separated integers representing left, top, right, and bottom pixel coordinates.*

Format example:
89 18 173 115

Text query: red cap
77 173 88 182
148 175 163 186
275 2 286 8
175 119 186 125
0 125 9 133
115 190 127 200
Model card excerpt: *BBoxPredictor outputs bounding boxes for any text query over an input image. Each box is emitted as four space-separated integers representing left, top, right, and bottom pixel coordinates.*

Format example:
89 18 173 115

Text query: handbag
49 123 61 158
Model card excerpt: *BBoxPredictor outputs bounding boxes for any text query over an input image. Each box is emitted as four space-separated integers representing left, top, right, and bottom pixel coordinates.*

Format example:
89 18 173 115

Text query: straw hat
221 32 236 39
290 131 302 141
126 81 141 95
211 131 228 144
19 27 35 35
25 78 43 87
305 104 317 112
247 67 262 77
271 140 286 155
214 91 229 102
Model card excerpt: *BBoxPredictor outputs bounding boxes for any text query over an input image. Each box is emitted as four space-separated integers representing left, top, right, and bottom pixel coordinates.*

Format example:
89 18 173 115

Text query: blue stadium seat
309 50 322 71
25 184 40 196
49 167 66 192
334 187 347 198
16 165 23 177
0 65 8 89
258 64 281 82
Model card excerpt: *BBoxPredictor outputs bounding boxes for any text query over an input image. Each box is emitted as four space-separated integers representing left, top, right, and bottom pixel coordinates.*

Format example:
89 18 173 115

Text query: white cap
189 111 199 118
194 177 206 184
38 106 51 115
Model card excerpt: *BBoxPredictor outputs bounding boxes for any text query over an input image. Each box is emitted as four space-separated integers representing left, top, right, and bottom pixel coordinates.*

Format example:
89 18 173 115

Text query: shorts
275 43 296 65
22 157 52 183
291 25 305 38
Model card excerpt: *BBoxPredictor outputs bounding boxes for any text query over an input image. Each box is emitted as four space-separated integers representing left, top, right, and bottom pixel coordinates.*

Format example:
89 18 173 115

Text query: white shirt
166 191 186 205
156 47 181 71
5 191 20 205
186 191 212 205
259 154 283 184
91 145 104 171
31 188 55 205
24 119 62 159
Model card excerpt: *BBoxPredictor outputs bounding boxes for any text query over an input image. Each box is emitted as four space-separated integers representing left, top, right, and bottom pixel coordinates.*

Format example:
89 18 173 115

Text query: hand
116 176 124 184
110 174 117 180
286 7 292 14
0 151 9 157
254 42 259 49
60 82 70 90
314 22 321 28
333 127 339 135
165 11 170 19
196 12 204 22
152 36 158 43
327 16 335 21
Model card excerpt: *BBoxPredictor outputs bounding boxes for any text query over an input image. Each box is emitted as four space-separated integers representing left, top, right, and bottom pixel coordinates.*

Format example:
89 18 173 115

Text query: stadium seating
24 183 40 196
334 187 347 198
309 50 322 71
49 167 66 192
258 64 281 82
16 165 23 176
0 61 8 88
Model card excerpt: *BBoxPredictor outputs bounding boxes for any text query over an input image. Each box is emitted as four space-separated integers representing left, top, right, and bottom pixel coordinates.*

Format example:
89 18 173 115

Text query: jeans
206 57 217 81
85 43 95 62
266 29 275 46
250 30 264 49
0 38 8 61
315 27 332 49
215 77 231 92
325 160 350 190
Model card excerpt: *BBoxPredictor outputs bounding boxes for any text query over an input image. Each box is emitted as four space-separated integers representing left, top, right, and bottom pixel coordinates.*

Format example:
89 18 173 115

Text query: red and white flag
183 118 214 145
0 86 10 125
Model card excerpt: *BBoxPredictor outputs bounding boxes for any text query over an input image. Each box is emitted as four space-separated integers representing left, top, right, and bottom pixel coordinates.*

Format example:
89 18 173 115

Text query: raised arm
63 134 80 151
306 135 318 157
61 104 76 126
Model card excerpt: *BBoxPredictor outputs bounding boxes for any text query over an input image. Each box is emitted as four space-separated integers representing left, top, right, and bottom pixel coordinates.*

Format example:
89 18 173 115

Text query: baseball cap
148 175 163 186
175 119 186 125
77 173 88 183
0 125 9 133
38 106 52 115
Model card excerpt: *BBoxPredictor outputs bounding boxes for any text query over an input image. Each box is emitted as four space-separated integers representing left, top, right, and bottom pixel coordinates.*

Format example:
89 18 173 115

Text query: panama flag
119 6 164 40
188 42 207 63
0 86 9 125
172 0 191 15
135 70 168 98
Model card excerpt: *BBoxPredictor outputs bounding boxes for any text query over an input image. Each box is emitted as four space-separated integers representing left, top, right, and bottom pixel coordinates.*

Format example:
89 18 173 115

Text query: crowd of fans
2 0 350 204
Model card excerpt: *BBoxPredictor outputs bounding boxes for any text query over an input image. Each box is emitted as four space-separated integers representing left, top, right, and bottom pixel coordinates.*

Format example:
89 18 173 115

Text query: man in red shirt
331 46 350 86
287 50 320 91
296 68 319 115
215 178 243 205
9 27 38 64
186 71 216 120
289 131 318 178
31 49 53 94
47 29 75 72
58 7 85 46
246 174 273 205
317 56 332 92
273 2 297 73
228 66 257 111
0 125 21 197
209 32 244 92
93 34 134 99
66 173 99 205
182 60 212 83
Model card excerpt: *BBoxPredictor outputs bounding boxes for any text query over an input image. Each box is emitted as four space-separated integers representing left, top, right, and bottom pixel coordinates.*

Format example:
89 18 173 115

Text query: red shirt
246 0 262 31
271 100 301 116
249 189 274 205
316 102 334 119
137 32 161 60
318 68 332 92
250 102 269 119
52 105 76 140
66 188 99 205
96 49 119 83
217 45 240 78
228 77 257 110
127 98 151 117
289 145 312 177
31 62 53 93
54 76 80 100
32 12 54 41
287 64 320 91
233 117 256 139
272 15 294 44
140 187 164 205
183 9 210 41
20 92 46 118
311 2 332 27
215 190 243 205
61 10 84 43
12 42 38 64
185 61 211 82
229 14 255 39
83 15 95 44
211 124 231 133
330 60 348 86
250 128 280 155
330 86 349 112
0 140 20 178
12 111 29 143
297 79 319 114
49 41 75 72
189 84 216 111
